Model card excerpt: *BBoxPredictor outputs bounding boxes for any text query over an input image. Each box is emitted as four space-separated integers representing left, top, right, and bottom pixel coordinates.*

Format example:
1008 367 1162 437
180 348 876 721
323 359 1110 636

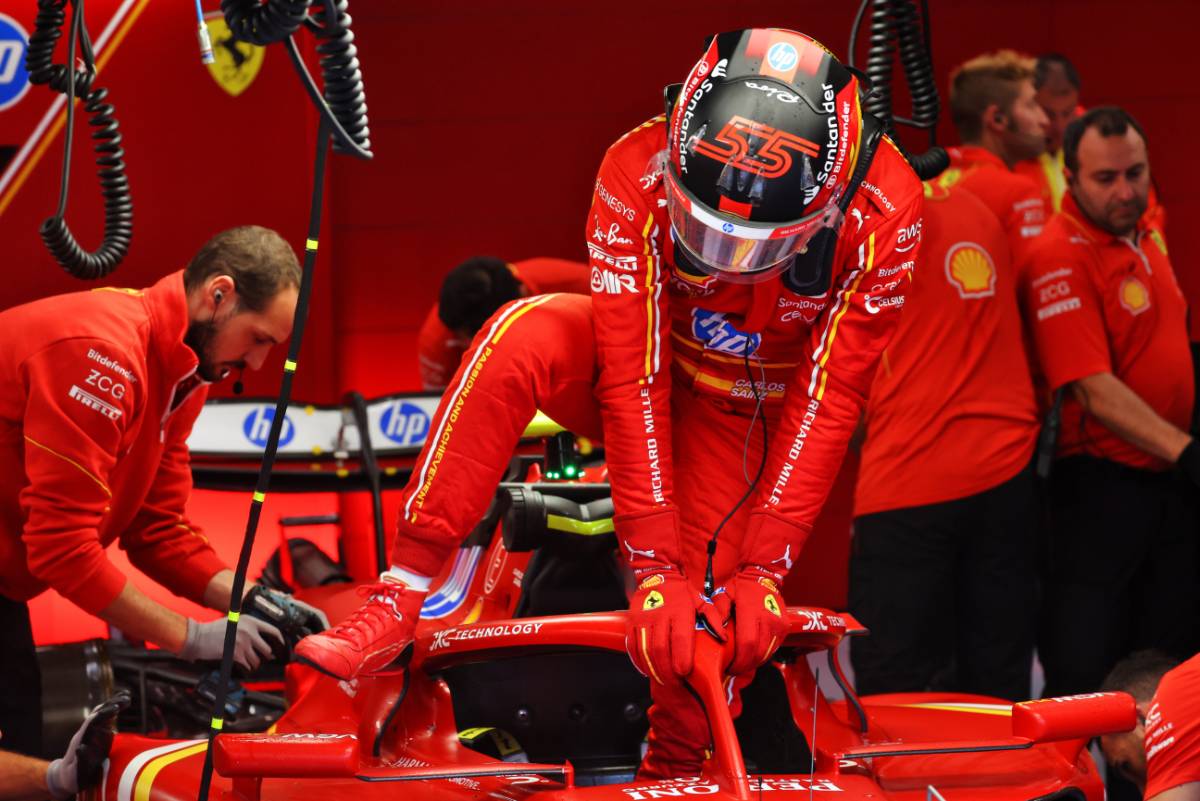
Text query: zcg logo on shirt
242 406 295 448
379 400 431 447
691 309 761 356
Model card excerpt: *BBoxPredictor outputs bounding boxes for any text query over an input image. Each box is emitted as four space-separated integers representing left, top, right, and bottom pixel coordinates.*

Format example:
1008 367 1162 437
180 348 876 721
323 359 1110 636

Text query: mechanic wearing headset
298 28 922 778
0 227 318 757
1100 650 1200 801
417 256 588 391
941 51 1049 264
851 178 1040 701
1021 108 1199 702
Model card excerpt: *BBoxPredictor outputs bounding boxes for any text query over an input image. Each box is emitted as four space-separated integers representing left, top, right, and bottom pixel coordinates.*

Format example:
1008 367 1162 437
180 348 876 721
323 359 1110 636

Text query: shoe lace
328 582 407 644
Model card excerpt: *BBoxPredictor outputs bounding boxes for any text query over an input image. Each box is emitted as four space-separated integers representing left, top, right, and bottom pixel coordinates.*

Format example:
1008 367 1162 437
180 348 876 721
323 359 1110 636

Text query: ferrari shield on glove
664 29 862 283
180 615 283 672
627 572 692 681
726 567 788 676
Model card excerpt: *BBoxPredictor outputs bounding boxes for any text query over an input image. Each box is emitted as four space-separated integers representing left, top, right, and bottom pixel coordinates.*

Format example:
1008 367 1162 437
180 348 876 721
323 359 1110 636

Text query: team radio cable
26 0 132 278
847 0 949 181
195 2 372 800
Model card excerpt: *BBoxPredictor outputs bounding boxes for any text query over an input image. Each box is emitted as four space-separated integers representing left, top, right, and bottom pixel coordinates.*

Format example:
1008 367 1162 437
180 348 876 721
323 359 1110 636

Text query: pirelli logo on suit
68 384 122 420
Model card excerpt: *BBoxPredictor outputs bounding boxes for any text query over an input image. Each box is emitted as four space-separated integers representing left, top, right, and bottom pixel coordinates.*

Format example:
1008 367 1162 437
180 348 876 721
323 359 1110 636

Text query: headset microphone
232 368 244 395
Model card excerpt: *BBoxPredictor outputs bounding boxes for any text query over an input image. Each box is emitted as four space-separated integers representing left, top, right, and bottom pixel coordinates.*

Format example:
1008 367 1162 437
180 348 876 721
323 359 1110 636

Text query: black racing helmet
665 29 865 283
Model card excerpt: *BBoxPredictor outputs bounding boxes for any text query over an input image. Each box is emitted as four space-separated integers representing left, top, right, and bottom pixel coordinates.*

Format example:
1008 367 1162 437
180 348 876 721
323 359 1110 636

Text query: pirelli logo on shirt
68 385 122 420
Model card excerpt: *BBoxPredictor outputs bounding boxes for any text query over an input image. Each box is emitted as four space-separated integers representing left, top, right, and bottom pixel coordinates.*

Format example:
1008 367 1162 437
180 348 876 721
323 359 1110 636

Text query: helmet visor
664 167 844 284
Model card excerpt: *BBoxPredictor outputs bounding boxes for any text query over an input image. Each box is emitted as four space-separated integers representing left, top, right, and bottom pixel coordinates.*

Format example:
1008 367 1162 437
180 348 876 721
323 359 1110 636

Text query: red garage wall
3 2 1196 636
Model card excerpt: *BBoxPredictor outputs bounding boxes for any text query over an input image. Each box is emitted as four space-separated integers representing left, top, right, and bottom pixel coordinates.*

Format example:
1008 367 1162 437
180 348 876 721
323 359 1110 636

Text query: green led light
547 472 560 479
564 466 577 477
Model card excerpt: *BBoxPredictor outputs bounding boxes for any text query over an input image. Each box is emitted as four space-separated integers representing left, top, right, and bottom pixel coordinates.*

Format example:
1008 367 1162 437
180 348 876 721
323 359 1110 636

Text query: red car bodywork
95 507 1133 801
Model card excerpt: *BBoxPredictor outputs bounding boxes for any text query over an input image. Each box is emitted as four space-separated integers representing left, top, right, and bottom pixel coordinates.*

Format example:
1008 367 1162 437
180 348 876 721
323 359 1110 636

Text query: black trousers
0 594 43 757
1039 455 1200 699
849 461 1039 701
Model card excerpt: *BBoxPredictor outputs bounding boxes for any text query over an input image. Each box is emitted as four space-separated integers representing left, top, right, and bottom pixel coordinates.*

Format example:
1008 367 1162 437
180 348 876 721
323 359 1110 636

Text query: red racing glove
726 566 788 677
627 571 698 683
620 510 729 682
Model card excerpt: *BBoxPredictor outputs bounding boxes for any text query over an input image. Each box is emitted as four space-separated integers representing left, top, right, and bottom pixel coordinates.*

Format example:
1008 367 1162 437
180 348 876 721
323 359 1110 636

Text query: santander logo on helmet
663 28 864 283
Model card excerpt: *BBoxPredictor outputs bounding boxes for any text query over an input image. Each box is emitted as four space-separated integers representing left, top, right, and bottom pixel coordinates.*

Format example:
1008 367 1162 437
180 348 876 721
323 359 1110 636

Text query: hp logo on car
242 406 295 448
379 400 430 447
0 14 31 111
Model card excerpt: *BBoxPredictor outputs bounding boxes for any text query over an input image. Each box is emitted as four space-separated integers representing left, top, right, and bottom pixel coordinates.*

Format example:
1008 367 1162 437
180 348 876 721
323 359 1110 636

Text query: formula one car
90 471 1136 801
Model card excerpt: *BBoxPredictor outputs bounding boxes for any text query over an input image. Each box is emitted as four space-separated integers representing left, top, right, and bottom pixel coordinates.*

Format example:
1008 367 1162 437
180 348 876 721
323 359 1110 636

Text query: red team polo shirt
1022 193 1193 471
943 145 1047 264
1144 653 1200 798
856 183 1039 515
416 258 589 390
1016 150 1068 213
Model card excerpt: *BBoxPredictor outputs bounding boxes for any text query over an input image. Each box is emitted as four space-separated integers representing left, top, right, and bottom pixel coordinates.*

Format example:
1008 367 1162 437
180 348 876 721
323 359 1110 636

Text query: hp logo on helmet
0 14 31 111
721 222 735 234
379 400 430 447
242 406 295 448
766 42 798 72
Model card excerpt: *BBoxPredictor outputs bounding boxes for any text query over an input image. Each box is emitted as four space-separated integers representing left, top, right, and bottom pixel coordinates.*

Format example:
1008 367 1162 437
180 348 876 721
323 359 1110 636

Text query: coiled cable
26 0 132 278
849 0 948 180
220 0 371 158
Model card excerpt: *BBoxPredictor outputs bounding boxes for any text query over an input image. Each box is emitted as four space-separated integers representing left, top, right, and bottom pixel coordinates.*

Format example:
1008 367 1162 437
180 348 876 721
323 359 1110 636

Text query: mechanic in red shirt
940 50 1049 264
417 256 589 390
298 28 923 778
1100 650 1200 801
1015 54 1081 214
0 227 307 757
1021 108 1199 704
851 180 1040 700
1015 55 1166 231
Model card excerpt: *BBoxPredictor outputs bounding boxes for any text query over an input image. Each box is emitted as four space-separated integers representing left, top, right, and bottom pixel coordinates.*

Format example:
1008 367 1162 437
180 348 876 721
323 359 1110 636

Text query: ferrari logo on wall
944 242 996 299
203 13 263 97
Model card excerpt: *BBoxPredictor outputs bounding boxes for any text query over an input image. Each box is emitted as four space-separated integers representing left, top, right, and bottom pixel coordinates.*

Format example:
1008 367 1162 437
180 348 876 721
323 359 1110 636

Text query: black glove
1177 439 1200 488
45 690 130 800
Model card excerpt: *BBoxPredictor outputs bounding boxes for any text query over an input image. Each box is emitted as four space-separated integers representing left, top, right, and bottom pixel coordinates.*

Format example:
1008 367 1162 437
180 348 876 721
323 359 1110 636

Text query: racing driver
297 28 923 778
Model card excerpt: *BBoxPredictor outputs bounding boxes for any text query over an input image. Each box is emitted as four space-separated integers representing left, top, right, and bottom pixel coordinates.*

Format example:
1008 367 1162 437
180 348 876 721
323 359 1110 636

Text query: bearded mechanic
297 29 922 777
0 226 319 757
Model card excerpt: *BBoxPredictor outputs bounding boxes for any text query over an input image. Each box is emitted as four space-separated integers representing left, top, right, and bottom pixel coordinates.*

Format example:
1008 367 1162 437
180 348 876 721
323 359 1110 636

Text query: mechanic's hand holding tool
724 565 789 677
624 524 729 682
45 691 130 800
180 614 284 672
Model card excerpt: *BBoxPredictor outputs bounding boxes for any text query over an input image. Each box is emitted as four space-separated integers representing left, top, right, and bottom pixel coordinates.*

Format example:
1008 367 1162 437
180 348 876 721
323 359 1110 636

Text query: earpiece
214 290 223 304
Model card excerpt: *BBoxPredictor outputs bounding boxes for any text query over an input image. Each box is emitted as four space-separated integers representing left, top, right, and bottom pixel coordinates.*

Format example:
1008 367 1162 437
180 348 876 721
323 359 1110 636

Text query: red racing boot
293 579 425 680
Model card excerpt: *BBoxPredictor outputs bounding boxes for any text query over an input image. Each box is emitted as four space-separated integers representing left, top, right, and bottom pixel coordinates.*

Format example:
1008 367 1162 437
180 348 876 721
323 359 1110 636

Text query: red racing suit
0 272 226 615
416 258 590 390
588 116 923 581
391 117 921 772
